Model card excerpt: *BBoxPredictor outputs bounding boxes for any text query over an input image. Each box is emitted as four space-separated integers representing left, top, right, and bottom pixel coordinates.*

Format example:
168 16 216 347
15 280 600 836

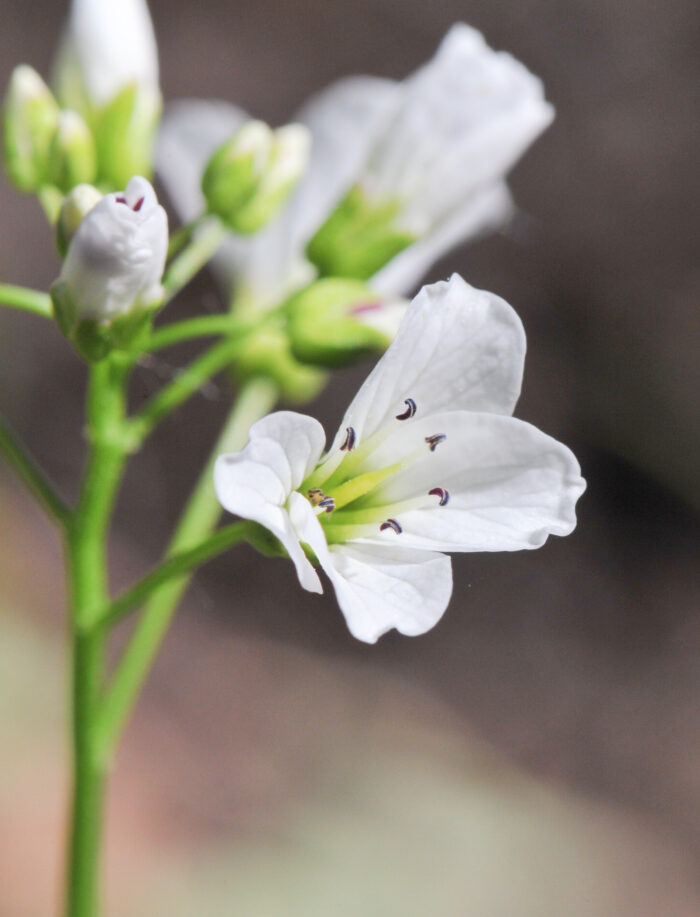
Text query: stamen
425 434 446 452
429 487 450 506
380 518 402 534
318 497 335 513
308 488 335 513
115 196 127 204
133 196 145 212
340 426 356 451
396 398 417 420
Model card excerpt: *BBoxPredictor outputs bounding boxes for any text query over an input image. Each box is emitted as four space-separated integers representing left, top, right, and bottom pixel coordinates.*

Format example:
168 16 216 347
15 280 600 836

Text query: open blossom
157 23 553 309
214 275 585 643
59 0 159 109
57 176 167 320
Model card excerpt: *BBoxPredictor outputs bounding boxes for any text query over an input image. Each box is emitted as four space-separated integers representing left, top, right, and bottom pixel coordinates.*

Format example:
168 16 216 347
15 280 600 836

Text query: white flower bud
56 176 167 321
2 65 60 192
56 183 103 257
60 0 159 109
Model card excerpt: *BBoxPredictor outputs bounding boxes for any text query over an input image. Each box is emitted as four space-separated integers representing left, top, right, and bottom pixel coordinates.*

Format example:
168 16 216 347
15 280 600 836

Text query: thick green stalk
65 358 130 917
98 376 278 760
0 282 52 318
0 414 71 527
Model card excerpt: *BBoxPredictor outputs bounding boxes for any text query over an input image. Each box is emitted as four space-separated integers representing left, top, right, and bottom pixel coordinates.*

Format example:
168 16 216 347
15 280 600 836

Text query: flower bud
56 0 159 111
286 278 407 367
232 323 326 404
202 121 310 234
54 0 162 187
51 176 168 359
47 110 97 192
306 185 417 280
56 183 103 257
2 65 60 192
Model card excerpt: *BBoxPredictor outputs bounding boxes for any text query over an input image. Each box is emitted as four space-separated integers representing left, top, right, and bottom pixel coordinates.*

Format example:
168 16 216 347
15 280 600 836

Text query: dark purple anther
396 398 417 420
133 196 145 212
340 426 356 451
380 518 402 534
425 434 446 452
429 487 450 506
318 497 335 513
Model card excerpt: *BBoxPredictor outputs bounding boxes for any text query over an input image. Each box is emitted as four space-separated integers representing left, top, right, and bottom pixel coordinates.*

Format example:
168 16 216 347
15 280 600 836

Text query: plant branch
92 521 279 633
161 216 227 303
97 376 278 759
129 336 242 442
0 414 71 528
0 283 53 318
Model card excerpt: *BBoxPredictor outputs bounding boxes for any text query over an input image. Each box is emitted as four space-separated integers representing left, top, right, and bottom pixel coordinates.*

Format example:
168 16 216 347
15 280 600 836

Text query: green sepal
306 185 416 280
51 278 158 361
286 278 389 368
94 84 161 188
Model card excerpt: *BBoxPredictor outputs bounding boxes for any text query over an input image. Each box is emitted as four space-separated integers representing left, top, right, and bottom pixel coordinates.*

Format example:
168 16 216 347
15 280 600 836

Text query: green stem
0 414 71 528
162 217 227 303
0 282 52 318
65 357 131 917
144 313 252 353
166 215 207 260
93 521 279 633
98 376 278 760
129 336 244 442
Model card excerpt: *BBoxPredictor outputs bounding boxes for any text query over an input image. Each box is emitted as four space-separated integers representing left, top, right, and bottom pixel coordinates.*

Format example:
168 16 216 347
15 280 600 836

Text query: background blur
1 1 698 914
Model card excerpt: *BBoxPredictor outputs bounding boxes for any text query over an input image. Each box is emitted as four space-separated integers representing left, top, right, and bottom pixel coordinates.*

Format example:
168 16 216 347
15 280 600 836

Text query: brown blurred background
0 1 698 914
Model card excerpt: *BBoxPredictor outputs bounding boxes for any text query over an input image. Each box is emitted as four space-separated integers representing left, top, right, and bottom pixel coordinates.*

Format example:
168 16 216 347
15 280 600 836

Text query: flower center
298 396 450 544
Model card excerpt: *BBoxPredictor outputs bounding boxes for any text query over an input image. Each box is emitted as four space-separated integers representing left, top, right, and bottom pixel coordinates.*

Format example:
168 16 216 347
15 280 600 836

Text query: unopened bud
306 185 416 280
3 65 60 192
51 176 168 359
202 121 310 234
287 278 407 367
48 110 97 192
56 183 103 257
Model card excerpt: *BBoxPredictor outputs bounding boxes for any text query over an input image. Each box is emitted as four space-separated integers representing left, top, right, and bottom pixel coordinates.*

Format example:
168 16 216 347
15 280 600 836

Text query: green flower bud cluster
201 121 310 234
2 63 160 205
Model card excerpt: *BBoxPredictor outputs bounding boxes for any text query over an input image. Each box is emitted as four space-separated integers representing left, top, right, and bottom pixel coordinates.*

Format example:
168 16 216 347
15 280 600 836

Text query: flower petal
370 182 513 297
214 412 326 592
289 493 453 643
293 75 401 241
326 274 526 455
352 410 586 553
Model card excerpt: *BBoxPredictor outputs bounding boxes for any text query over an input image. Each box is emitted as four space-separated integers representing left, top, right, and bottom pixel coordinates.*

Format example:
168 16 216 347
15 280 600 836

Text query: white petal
369 24 553 227
67 0 159 106
214 412 326 592
289 492 453 643
353 410 586 553
371 182 513 297
293 76 401 242
327 274 525 454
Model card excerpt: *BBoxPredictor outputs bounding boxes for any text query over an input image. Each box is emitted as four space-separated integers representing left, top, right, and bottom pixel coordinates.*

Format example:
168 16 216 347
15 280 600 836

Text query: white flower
58 175 167 320
60 0 159 108
156 23 553 309
214 275 585 643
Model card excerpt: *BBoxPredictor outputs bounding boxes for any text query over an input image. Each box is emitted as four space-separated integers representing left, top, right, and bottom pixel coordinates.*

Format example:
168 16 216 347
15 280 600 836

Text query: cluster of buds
2 0 160 200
